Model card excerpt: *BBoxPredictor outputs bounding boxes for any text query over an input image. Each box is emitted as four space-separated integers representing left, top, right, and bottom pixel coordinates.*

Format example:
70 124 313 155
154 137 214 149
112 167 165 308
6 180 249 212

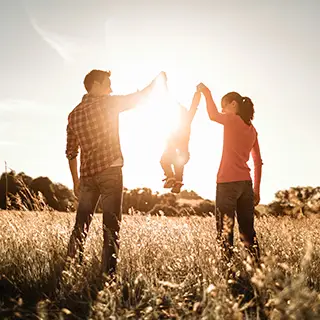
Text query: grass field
1 211 320 319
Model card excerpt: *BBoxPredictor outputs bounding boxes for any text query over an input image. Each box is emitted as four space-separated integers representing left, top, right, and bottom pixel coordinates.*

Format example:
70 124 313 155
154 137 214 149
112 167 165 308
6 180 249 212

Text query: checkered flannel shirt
66 91 147 177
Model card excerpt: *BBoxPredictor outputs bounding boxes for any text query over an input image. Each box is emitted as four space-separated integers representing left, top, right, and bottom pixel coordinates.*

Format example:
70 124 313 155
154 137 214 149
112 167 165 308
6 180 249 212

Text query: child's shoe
171 181 183 193
162 177 176 188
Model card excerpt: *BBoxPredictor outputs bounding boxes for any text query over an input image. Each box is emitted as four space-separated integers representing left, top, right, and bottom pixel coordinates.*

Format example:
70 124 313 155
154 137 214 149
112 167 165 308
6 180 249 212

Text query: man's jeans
67 167 123 275
216 181 260 263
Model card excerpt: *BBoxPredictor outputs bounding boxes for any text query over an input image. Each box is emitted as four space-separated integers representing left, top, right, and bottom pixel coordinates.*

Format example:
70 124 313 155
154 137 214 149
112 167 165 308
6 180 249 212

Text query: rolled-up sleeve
66 116 79 160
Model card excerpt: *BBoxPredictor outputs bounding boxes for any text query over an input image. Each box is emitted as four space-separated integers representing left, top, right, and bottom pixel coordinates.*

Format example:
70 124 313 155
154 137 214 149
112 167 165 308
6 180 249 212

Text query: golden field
1 211 320 319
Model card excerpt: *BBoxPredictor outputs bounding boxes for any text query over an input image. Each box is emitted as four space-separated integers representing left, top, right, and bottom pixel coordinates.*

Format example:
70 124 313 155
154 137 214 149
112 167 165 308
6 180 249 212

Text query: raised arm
109 71 167 112
251 135 263 204
197 83 229 125
186 91 201 124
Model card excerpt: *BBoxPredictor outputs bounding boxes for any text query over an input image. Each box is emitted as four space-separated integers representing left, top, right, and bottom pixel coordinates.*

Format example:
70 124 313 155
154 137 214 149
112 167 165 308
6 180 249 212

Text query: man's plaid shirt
66 92 146 177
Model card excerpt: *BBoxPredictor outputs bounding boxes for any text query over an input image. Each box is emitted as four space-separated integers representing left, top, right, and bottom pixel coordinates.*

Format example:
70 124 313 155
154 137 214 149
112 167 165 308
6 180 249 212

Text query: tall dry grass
1 211 320 319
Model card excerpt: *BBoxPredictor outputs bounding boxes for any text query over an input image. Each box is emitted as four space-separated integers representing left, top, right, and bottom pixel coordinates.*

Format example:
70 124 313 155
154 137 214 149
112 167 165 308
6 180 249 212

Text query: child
160 90 201 193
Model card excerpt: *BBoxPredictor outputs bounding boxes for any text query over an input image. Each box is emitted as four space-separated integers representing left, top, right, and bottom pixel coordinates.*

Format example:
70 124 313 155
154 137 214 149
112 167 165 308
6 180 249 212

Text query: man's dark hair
84 70 111 92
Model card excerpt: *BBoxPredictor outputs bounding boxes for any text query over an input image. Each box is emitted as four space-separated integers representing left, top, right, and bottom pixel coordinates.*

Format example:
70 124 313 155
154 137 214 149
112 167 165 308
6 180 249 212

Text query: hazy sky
1 0 319 204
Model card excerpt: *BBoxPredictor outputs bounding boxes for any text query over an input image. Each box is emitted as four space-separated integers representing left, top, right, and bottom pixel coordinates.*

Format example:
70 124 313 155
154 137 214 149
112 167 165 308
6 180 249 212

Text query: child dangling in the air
160 89 201 193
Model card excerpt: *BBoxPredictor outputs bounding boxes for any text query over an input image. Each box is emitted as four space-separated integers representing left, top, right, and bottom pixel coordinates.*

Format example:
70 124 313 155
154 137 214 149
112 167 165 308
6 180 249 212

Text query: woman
197 83 263 263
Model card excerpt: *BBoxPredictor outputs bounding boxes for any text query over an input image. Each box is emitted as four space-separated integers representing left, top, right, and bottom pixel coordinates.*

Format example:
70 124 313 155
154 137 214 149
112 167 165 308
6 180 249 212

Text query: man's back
66 94 123 177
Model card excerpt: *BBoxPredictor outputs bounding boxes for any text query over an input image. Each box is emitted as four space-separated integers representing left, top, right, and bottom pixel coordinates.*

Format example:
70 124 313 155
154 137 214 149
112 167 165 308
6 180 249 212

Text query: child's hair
222 92 255 125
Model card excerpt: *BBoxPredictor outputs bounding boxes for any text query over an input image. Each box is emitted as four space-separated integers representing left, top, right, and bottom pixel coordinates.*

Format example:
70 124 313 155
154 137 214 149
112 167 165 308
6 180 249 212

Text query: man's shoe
171 181 183 193
162 177 176 188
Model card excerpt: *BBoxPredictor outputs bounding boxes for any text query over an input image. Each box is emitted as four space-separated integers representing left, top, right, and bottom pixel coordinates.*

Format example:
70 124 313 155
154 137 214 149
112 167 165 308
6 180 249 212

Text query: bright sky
1 0 320 204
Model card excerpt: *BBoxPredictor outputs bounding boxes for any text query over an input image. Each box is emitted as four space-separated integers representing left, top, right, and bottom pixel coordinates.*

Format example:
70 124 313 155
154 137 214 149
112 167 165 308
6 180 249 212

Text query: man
65 69 166 276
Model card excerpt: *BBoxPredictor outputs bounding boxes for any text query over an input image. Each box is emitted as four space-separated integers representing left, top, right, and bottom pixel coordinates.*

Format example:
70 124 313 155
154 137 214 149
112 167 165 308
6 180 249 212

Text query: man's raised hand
153 71 167 89
157 71 167 82
192 91 201 106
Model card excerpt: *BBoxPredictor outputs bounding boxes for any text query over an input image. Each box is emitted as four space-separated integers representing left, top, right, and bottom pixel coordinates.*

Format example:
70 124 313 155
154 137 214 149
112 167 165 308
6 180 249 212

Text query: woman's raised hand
196 82 209 93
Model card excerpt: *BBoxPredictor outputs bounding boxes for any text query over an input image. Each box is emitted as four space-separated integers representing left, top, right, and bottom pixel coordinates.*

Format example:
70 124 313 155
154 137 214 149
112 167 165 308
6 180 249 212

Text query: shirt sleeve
251 135 263 194
66 116 79 160
202 89 230 125
107 85 152 112
186 104 198 124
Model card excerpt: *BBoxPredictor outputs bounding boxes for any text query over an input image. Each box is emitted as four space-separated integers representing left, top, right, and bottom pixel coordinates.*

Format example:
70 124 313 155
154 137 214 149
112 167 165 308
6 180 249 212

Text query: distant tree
17 172 33 187
267 186 320 217
0 170 24 209
122 187 160 214
30 177 61 211
53 183 77 212
0 169 76 212
178 190 202 200
159 193 177 207
194 199 215 216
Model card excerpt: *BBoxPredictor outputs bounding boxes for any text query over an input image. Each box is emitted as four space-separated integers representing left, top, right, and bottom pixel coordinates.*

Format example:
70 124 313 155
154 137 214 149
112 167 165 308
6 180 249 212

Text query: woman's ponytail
222 92 255 125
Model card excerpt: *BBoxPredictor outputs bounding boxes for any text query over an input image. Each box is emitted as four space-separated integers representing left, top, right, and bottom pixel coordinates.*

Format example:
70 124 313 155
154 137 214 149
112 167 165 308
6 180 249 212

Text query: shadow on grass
0 265 105 320
228 272 268 320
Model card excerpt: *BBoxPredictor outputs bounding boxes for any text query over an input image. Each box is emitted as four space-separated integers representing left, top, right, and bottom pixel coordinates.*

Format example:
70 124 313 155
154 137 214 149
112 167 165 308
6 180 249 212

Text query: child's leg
174 164 184 183
173 150 189 181
171 165 184 193
160 148 176 188
171 151 190 193
160 145 175 176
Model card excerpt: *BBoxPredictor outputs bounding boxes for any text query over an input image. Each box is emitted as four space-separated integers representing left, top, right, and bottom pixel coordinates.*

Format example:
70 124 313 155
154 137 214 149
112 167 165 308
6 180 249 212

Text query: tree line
0 170 215 216
1 170 319 218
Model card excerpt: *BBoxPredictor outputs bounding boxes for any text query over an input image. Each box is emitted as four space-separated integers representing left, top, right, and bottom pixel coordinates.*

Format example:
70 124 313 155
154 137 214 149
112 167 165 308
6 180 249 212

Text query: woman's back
218 114 258 183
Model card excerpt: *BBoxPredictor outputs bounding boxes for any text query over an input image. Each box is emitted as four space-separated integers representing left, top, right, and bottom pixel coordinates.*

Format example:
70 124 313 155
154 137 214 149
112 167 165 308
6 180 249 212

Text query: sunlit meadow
1 211 320 319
